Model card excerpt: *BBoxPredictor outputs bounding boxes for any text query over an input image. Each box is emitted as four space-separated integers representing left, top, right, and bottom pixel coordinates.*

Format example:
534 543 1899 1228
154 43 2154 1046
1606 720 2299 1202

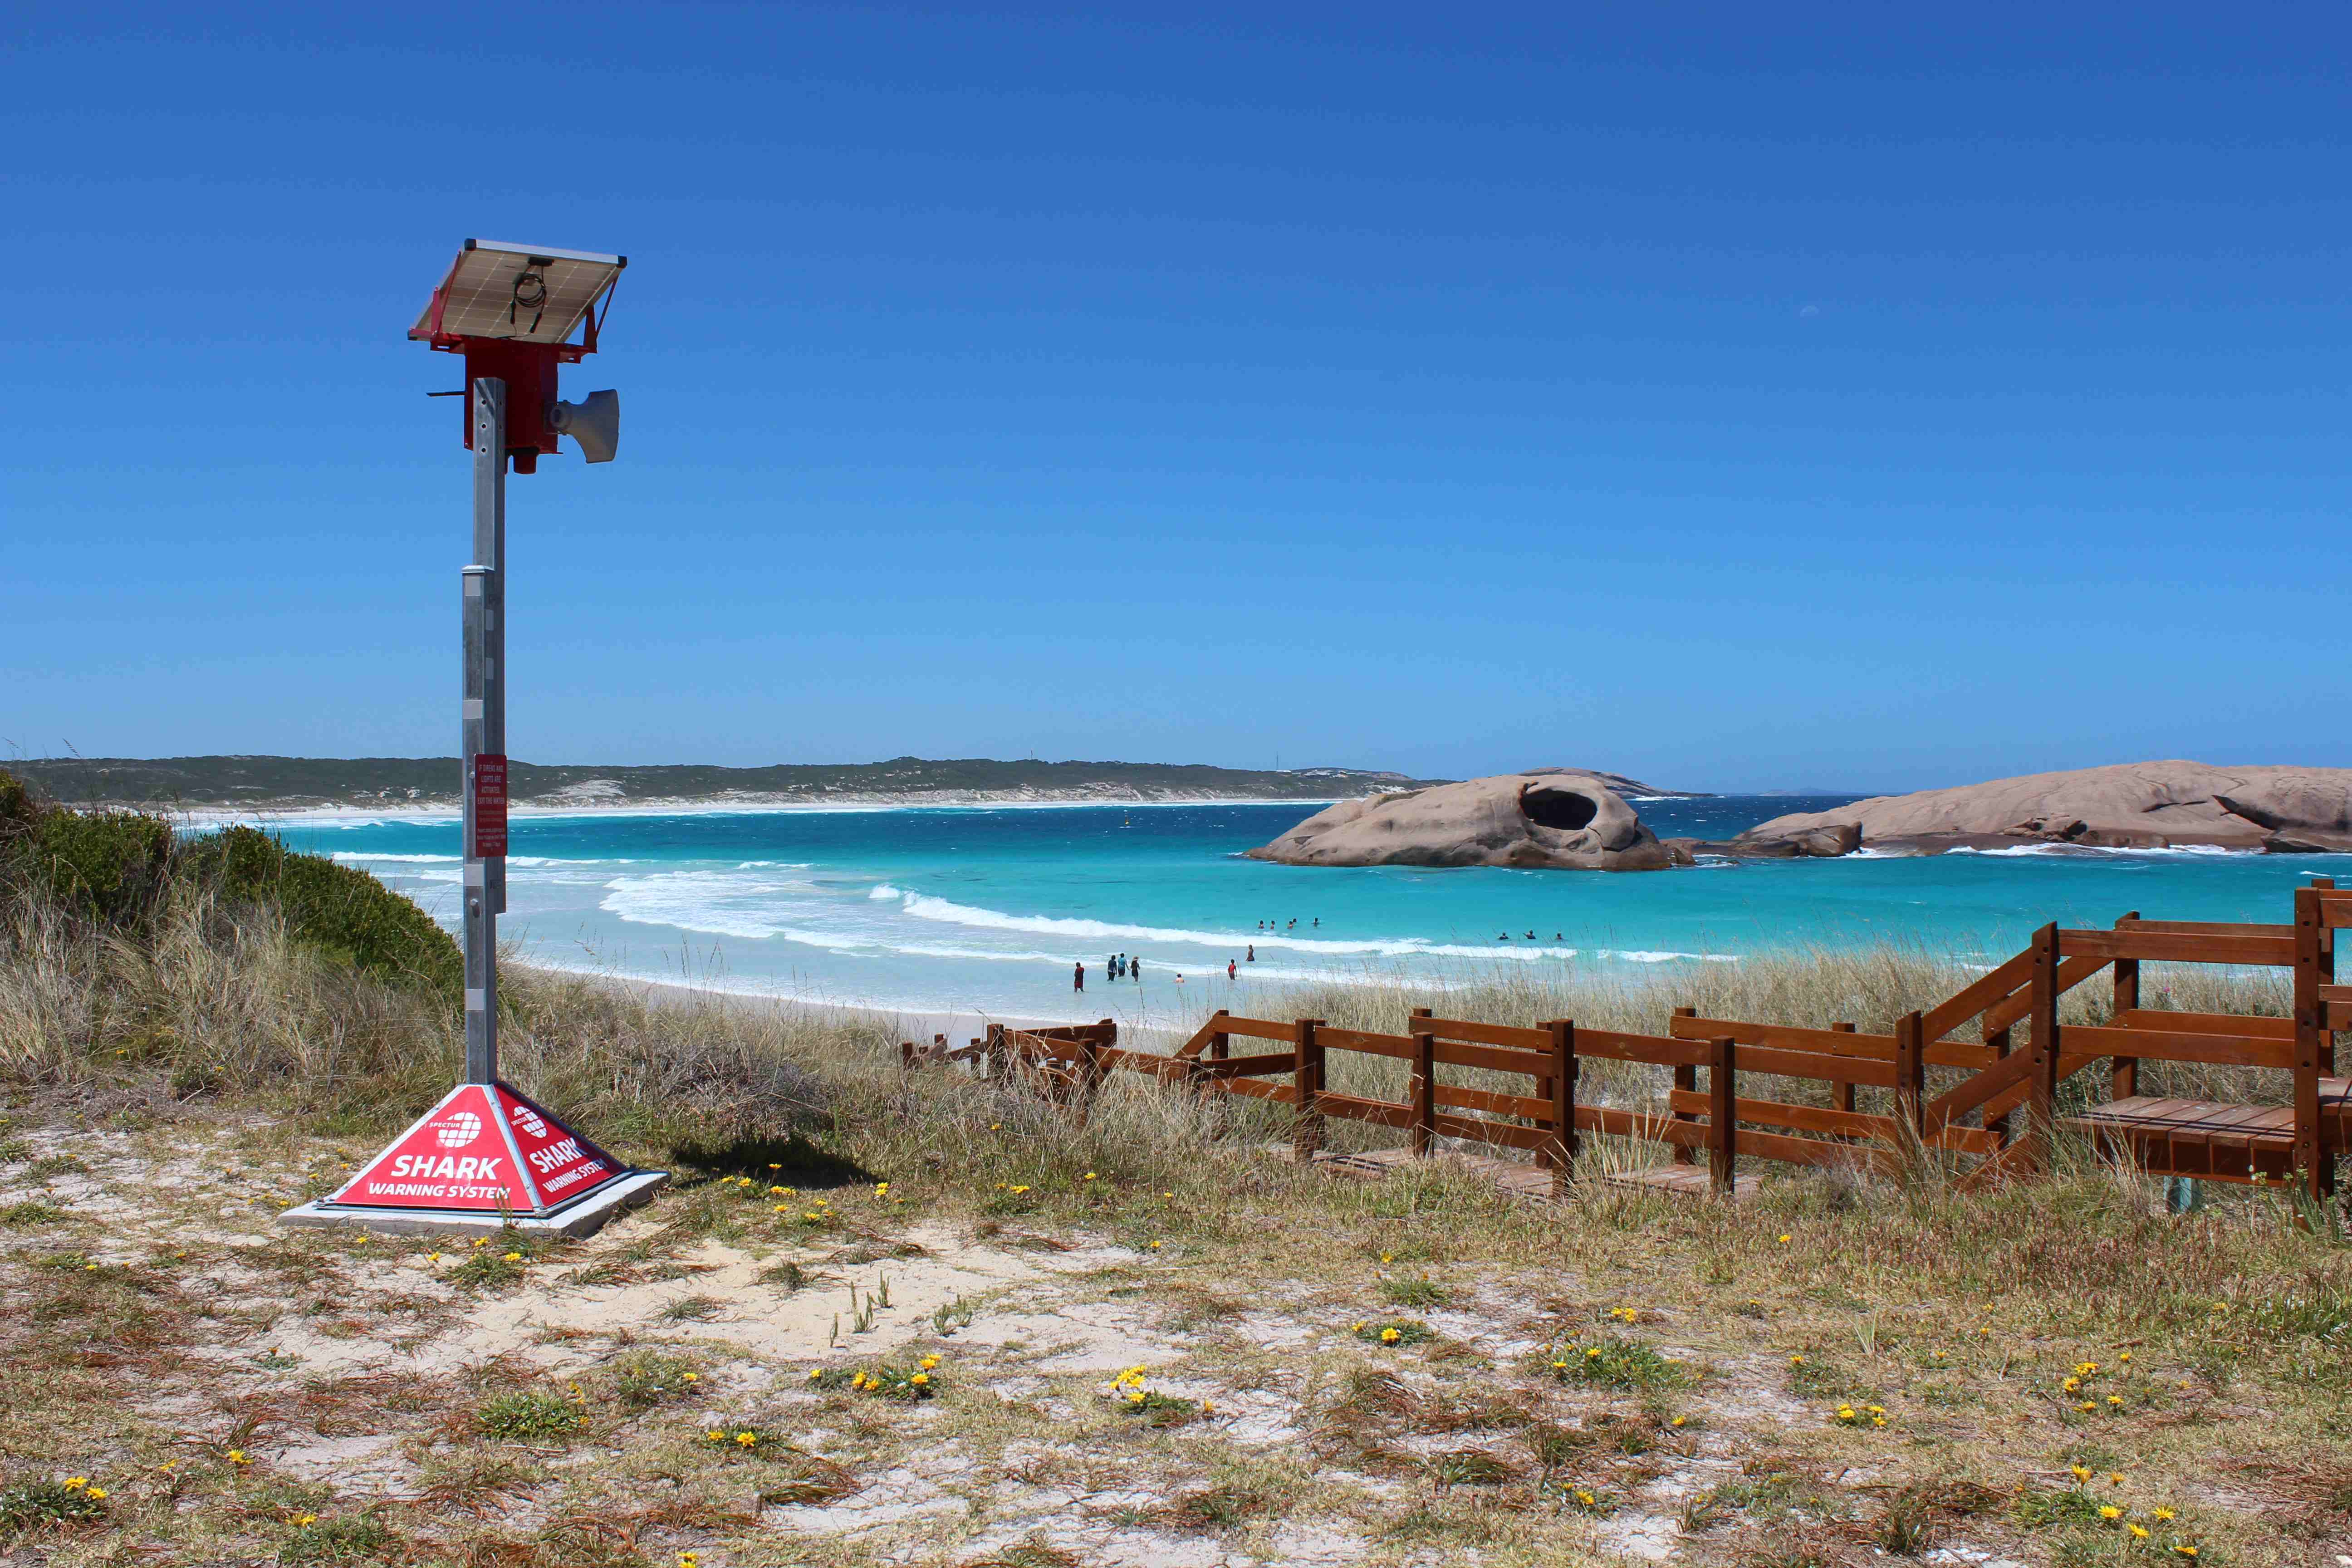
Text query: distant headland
0 755 1708 815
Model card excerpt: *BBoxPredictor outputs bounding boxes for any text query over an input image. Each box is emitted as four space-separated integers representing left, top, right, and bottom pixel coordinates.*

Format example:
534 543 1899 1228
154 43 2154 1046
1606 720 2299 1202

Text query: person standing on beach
1073 961 1084 992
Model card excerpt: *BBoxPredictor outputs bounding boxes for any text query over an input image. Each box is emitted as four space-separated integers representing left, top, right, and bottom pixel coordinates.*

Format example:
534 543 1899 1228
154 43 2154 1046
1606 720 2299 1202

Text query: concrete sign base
280 1169 669 1239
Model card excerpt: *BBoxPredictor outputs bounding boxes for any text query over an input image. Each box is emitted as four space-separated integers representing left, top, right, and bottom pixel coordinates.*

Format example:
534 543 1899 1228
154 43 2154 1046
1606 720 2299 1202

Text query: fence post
1671 1006 1700 1165
1210 1007 1231 1063
1076 1036 1105 1127
1292 1018 1325 1164
1829 1021 1857 1117
1548 1019 1578 1197
2293 887 2330 1202
2111 911 2141 1101
1708 1036 1736 1196
1894 1010 1926 1168
2026 923 2062 1175
1411 1024 1437 1157
1984 1023 2013 1143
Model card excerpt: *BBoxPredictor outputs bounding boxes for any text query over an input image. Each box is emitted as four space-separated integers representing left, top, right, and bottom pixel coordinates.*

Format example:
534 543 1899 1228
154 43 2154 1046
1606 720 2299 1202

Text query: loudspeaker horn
549 389 620 463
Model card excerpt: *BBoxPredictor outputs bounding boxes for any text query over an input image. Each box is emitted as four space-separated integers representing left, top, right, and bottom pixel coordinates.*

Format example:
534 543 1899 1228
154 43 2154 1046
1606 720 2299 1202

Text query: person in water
1246 943 1255 962
1130 957 1142 981
1073 961 1084 992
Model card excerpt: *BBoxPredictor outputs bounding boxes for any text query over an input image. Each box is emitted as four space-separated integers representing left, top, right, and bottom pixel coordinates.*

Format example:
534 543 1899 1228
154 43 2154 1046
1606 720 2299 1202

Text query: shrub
182 826 460 995
278 1513 394 1565
20 808 173 926
475 1391 583 1443
0 1475 108 1529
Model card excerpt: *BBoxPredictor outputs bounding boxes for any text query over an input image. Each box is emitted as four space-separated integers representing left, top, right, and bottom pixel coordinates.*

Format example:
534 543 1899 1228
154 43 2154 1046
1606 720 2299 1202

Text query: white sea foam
1942 843 2240 859
891 890 1583 960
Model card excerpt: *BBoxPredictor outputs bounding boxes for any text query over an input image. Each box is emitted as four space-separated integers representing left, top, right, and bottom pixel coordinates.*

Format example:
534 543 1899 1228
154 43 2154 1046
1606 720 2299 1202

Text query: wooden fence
911 880 2348 1201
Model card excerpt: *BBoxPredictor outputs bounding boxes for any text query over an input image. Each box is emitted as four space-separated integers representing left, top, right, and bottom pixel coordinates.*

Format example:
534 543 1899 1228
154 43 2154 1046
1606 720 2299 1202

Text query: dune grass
2 791 2349 1565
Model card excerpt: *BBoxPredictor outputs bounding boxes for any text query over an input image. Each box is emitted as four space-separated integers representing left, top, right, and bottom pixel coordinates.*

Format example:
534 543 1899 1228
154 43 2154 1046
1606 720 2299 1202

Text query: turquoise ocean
276 797 2344 1028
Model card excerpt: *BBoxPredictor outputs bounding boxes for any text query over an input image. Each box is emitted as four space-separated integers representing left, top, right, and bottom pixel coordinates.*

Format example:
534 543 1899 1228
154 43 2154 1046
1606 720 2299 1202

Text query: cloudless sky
5 4 2347 791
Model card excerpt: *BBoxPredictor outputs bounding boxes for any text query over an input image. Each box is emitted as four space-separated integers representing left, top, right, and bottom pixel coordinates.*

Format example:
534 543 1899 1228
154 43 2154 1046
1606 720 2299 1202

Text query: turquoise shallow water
276 797 2344 1026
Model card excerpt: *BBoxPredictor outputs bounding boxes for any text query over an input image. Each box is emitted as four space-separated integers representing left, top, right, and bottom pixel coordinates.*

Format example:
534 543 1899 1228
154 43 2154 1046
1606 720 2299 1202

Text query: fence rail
911 880 2348 1201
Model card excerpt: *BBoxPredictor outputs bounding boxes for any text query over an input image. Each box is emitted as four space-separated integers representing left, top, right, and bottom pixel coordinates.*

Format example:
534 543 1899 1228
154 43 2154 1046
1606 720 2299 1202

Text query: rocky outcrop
1736 762 2352 857
1247 769 1673 871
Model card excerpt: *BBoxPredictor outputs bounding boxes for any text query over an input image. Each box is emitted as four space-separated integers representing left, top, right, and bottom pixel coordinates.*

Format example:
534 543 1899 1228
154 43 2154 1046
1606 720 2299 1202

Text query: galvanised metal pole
462 376 507 1087
474 378 508 918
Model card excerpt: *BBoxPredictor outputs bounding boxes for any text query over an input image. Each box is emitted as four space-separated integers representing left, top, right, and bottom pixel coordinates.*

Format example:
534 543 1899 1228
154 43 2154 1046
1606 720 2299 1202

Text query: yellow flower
1776 1233 1792 1244
2173 1548 2197 1559
1872 1416 1886 1427
1128 1390 1146 1404
1575 1489 1596 1506
294 1513 315 1525
1789 1355 1805 1366
682 1372 698 1382
874 1182 889 1196
427 1252 441 1263
2071 1466 2092 1481
804 1212 822 1222
2100 1505 2122 1520
2130 1524 2150 1539
2153 1508 2176 1522
1586 1347 1602 1358
919 1355 939 1370
2107 1473 2123 1485
83 1485 106 1500
735 1431 756 1446
910 1372 930 1385
2078 1402 2095 1413
1551 1360 1568 1370
2108 1396 2124 1407
706 1430 726 1441
472 1238 486 1247
2063 1378 2081 1392
63 1478 86 1490
1200 1401 1213 1415
1866 1405 1885 1415
1379 1253 1393 1264
1837 1406 1856 1421
1382 1328 1401 1344
501 1251 522 1262
1670 1416 1686 1427
1083 1171 1097 1181
2118 1351 2132 1363
2077 1361 2098 1376
227 1450 250 1465
1009 1185 1030 1195
1150 1241 1162 1250
769 1185 785 1195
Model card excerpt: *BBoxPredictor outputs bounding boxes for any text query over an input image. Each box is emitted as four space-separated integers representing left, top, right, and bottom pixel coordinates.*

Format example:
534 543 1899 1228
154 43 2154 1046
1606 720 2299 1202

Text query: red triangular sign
328 1083 627 1215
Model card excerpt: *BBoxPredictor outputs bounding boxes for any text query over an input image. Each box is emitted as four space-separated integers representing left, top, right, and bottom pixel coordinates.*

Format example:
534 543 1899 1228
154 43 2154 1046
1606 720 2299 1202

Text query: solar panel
411 240 627 347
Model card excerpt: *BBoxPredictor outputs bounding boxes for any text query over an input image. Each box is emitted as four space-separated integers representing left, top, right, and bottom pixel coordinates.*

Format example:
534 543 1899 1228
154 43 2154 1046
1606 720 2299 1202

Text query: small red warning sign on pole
472 754 509 858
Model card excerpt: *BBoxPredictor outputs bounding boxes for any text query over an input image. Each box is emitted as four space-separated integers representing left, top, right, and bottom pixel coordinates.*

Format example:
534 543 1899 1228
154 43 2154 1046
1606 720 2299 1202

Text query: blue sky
5 5 2346 792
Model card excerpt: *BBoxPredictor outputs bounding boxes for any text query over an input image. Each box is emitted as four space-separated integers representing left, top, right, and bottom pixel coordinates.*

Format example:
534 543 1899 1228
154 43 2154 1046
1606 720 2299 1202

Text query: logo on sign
432 1109 483 1148
510 1102 548 1138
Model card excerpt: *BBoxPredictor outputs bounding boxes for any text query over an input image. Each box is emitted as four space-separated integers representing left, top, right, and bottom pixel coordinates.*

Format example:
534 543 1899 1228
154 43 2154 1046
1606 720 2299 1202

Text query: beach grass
2 791 2348 1565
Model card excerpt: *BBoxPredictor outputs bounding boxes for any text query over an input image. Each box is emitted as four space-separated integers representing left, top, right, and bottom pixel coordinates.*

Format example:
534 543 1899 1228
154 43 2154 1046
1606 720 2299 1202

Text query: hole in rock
1519 784 1599 831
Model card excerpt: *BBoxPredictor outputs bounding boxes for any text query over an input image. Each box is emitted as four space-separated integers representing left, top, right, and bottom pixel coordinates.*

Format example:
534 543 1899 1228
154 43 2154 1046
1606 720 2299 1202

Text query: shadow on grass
665 1132 877 1190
